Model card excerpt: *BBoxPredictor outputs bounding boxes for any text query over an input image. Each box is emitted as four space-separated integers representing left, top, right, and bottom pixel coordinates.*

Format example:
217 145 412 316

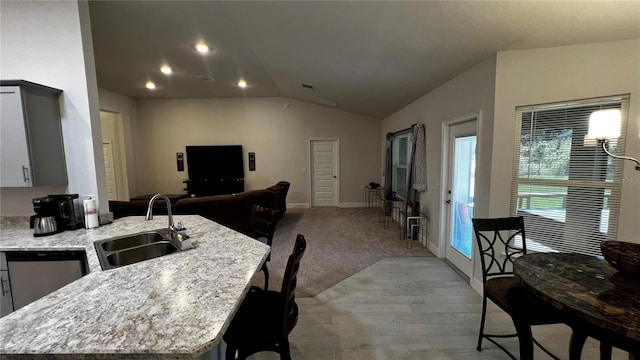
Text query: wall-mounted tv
186 145 244 180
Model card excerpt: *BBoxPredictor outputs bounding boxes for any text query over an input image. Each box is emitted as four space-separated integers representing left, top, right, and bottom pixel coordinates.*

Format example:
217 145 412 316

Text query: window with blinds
392 134 412 199
511 95 629 256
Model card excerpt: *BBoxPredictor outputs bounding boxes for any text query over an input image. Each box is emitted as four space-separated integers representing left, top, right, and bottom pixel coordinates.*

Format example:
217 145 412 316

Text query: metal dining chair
473 216 561 359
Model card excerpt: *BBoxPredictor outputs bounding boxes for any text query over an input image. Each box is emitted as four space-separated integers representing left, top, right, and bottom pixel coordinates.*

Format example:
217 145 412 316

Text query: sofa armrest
108 199 169 219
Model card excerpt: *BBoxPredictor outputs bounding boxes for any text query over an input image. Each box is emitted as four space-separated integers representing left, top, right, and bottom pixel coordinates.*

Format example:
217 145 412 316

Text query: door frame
439 111 482 279
309 138 340 207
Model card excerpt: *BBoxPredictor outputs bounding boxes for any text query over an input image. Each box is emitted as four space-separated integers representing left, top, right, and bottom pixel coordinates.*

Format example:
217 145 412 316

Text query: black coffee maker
30 194 84 236
49 194 84 230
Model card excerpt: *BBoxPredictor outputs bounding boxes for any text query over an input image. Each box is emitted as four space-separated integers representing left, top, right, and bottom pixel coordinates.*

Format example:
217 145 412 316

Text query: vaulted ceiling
88 1 640 119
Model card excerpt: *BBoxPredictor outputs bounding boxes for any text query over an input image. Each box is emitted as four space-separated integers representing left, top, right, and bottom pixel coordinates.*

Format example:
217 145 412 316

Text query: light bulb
160 65 172 75
238 80 247 88
195 42 209 53
145 81 156 90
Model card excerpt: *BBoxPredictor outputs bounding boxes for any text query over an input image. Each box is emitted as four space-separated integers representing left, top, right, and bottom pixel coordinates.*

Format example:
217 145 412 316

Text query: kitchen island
0 215 270 359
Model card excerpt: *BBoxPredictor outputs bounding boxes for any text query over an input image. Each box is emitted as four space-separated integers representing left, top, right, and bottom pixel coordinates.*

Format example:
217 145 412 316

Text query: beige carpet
256 207 434 297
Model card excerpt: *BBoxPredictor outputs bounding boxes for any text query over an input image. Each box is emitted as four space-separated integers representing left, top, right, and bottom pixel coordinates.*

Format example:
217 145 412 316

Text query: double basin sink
94 229 183 270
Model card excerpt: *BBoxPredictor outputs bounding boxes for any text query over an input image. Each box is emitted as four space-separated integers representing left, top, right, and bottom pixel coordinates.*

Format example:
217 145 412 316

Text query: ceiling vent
197 76 216 83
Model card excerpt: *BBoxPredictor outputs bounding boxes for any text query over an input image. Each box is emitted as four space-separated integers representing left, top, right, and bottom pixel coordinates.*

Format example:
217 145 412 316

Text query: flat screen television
186 145 244 180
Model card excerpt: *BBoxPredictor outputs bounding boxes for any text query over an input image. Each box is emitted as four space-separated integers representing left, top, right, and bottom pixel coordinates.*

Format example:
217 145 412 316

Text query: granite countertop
0 215 270 359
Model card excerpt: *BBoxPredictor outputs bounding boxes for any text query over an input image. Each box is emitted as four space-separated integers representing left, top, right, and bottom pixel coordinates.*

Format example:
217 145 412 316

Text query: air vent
301 83 314 89
197 76 216 83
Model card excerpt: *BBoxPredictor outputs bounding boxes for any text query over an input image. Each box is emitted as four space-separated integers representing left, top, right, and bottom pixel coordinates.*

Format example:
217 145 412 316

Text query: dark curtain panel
384 133 394 198
405 131 417 211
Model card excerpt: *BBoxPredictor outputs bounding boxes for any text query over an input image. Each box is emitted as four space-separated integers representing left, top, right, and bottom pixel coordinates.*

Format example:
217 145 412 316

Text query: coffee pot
30 196 62 237
30 214 59 237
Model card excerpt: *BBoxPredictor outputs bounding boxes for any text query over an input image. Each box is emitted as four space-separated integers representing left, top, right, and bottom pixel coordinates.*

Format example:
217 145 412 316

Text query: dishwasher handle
1 274 9 296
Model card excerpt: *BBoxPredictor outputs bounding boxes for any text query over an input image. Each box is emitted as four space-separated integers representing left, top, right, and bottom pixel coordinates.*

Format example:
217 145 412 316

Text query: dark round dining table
514 252 640 359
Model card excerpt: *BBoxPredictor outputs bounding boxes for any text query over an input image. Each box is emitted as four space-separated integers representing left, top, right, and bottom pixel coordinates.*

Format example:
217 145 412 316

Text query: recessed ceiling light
238 80 247 88
145 81 156 90
195 42 209 53
160 65 172 74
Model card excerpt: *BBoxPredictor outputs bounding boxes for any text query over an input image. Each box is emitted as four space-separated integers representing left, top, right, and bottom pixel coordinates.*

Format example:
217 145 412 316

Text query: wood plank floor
250 257 628 360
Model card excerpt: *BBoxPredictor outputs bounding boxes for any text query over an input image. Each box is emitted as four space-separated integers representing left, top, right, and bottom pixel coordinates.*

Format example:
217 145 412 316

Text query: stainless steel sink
106 241 178 268
94 229 183 270
100 231 167 251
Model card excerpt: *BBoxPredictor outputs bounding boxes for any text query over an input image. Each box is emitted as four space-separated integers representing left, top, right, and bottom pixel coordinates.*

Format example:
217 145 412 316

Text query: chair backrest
249 205 279 246
275 181 290 217
278 234 306 337
472 216 526 282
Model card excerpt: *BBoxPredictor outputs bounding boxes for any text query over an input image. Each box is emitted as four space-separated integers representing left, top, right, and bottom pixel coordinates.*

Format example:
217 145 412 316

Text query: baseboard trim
287 203 310 209
339 202 365 208
442 258 471 283
426 242 439 257
470 277 483 295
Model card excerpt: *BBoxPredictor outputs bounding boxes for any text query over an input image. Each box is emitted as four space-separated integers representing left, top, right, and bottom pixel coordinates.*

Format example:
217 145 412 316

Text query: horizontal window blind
392 134 412 199
510 95 629 256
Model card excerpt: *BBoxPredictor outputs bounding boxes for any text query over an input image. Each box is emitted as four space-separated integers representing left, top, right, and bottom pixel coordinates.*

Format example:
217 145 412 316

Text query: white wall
0 1 107 216
493 39 640 244
133 97 381 205
382 56 497 257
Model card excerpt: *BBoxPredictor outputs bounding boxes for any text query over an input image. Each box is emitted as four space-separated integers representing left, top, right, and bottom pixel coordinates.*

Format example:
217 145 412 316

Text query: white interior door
310 139 339 207
100 111 129 200
445 119 477 277
102 141 119 200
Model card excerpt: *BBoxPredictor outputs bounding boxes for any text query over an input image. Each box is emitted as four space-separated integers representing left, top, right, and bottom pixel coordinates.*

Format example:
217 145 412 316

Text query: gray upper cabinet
0 80 67 187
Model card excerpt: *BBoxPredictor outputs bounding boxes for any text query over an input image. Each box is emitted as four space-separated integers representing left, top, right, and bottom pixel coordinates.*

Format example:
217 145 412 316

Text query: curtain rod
387 123 418 139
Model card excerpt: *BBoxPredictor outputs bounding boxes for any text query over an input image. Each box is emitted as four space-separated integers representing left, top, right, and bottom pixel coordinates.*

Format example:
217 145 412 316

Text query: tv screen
186 145 244 180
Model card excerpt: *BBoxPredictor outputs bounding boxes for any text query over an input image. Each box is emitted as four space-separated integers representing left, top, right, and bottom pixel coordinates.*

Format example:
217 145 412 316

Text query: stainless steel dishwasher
2 250 87 315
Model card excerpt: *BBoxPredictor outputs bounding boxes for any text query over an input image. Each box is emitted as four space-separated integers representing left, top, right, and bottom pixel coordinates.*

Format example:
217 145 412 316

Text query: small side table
364 186 381 213
401 212 429 249
378 195 402 229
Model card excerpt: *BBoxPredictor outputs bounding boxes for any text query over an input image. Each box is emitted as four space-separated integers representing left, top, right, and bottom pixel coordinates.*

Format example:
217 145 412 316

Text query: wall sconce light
587 109 639 171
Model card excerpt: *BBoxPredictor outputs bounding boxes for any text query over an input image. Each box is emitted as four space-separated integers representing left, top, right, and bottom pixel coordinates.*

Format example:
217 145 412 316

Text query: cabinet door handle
1 276 9 296
22 166 30 184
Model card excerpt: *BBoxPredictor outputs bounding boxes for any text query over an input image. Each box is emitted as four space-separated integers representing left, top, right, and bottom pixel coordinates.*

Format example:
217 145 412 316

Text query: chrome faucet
145 194 192 250
145 194 176 231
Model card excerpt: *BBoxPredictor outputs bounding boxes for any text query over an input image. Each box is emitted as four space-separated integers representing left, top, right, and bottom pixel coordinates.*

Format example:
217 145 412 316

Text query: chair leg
477 294 488 351
262 263 269 290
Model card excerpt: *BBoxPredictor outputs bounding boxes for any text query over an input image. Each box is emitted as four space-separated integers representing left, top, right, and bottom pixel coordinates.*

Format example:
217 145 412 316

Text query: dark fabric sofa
108 181 290 235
